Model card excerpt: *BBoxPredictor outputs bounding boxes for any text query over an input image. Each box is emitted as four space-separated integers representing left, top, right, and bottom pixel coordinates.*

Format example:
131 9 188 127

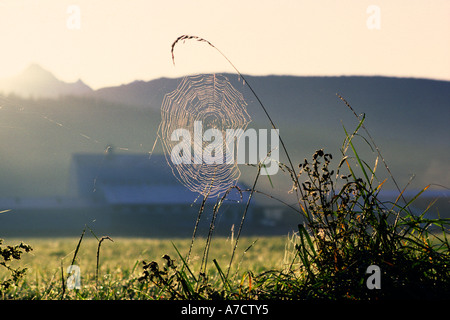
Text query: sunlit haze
0 0 448 89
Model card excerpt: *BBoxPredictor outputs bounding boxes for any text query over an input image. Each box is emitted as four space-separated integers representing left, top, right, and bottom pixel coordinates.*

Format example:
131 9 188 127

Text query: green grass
0 235 290 299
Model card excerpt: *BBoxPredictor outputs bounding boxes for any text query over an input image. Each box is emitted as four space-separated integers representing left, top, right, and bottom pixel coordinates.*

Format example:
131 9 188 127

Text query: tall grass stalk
171 35 309 218
96 236 113 288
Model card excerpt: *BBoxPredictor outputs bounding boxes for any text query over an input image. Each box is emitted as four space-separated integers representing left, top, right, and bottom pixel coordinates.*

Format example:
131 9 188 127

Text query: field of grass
0 235 293 299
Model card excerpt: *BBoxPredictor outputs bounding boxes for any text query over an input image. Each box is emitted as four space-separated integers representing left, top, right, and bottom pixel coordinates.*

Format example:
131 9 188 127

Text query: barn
0 151 299 237
68 151 255 237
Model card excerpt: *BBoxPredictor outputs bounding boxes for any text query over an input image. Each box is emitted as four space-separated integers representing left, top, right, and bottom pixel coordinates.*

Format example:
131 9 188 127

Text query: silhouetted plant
0 239 32 293
253 118 450 300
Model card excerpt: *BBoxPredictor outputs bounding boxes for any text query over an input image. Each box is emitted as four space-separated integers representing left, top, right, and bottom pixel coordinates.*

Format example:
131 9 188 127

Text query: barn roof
71 153 251 205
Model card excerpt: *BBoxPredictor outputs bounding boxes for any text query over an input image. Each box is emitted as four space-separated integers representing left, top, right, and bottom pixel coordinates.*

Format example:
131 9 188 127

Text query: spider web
159 74 251 198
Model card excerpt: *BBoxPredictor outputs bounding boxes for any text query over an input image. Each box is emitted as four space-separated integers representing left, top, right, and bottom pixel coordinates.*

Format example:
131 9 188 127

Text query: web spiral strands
160 74 251 197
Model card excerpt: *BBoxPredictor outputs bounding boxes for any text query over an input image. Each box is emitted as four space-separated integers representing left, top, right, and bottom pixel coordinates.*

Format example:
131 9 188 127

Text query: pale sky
0 0 449 89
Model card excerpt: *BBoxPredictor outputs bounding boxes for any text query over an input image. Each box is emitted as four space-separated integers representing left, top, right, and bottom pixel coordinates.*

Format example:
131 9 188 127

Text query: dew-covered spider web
159 74 251 198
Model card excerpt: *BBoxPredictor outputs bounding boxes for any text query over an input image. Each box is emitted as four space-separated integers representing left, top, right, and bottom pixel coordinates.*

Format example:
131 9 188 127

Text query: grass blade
296 224 316 280
213 259 232 292
71 226 86 266
298 224 316 257
96 236 113 287
171 242 197 282
342 117 371 186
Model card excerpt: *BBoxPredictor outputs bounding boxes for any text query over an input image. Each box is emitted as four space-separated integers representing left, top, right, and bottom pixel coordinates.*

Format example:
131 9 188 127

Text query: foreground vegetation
0 235 293 300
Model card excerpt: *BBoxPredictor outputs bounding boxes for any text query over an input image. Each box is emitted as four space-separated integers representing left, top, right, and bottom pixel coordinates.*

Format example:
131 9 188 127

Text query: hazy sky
0 0 448 89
